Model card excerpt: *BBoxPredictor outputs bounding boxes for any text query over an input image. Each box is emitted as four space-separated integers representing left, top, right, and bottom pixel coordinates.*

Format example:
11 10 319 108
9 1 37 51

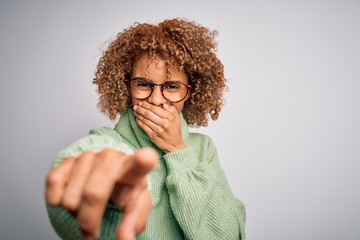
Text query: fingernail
133 105 137 111
138 102 143 106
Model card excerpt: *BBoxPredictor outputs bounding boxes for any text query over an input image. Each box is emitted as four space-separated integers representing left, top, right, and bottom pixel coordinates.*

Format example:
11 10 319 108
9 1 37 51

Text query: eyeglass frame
125 77 192 103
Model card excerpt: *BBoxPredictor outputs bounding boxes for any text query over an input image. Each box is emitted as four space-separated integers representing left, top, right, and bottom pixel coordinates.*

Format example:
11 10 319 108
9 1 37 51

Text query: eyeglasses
126 77 192 103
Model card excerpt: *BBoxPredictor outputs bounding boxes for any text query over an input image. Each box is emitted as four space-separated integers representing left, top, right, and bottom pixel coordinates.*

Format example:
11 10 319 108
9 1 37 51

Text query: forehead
133 55 167 71
131 54 187 81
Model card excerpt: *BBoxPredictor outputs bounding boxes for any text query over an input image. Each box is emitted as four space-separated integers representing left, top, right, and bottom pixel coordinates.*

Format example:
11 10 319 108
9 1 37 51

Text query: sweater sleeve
163 134 246 240
46 127 134 240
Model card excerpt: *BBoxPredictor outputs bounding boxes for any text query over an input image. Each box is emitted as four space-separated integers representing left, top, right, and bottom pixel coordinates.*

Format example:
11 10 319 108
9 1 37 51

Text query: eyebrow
130 77 183 83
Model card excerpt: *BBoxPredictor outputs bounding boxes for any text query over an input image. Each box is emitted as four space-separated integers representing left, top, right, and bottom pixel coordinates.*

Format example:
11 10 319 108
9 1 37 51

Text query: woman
46 18 246 240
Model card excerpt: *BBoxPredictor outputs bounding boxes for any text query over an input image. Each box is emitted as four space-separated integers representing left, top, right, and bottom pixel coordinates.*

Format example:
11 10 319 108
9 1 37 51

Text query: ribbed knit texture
47 109 246 239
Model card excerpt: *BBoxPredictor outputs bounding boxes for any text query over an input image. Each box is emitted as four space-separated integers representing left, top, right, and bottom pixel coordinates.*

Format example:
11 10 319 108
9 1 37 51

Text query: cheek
132 96 185 113
131 96 140 106
172 102 185 113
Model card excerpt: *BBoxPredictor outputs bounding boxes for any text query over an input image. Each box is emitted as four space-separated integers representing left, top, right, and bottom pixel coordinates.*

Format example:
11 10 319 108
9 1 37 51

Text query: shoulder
89 127 121 140
189 131 214 144
89 126 118 135
188 131 217 153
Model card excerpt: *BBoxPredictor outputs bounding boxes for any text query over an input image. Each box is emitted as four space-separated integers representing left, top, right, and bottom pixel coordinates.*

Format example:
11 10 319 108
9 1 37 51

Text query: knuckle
80 151 95 159
46 171 63 186
62 196 78 212
157 128 164 135
102 148 115 154
98 148 116 159
83 187 106 204
137 115 144 123
149 132 156 140
143 111 151 118
77 153 94 165
162 121 169 129
136 119 143 127
168 115 175 122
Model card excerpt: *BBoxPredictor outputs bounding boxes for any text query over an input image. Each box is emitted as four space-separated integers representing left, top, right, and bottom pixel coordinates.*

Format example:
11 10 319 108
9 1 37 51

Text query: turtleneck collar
114 108 190 159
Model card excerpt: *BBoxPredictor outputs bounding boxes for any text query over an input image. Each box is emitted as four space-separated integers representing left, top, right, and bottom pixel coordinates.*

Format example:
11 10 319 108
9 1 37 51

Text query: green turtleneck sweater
47 109 246 239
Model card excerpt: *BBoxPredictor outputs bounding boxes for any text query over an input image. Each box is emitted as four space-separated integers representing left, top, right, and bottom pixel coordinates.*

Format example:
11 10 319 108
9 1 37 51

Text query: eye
136 80 153 89
164 82 181 91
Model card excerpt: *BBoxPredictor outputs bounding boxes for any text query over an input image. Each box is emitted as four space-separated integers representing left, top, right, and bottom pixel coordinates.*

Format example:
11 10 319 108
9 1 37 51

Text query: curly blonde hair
93 18 227 127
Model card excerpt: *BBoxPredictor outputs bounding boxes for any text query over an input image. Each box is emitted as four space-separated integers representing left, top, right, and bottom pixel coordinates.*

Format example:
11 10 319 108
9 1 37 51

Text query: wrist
164 143 186 153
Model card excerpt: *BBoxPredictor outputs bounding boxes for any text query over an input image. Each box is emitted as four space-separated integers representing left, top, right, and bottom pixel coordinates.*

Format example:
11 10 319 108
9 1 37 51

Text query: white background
1 0 359 239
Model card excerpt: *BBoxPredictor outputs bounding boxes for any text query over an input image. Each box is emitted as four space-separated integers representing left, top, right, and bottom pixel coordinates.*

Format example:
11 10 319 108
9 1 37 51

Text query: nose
147 86 167 106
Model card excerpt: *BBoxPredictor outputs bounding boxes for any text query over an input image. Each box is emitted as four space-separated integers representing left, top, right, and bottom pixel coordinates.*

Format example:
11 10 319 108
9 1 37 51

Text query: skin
46 148 158 240
45 55 190 240
132 55 190 153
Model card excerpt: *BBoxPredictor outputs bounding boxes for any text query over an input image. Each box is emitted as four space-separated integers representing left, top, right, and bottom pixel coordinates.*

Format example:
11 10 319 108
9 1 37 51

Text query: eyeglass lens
129 78 189 102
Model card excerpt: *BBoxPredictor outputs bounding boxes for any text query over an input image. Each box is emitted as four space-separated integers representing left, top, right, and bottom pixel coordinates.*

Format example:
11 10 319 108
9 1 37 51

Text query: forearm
47 204 123 240
164 145 246 240
53 128 134 167
46 129 133 239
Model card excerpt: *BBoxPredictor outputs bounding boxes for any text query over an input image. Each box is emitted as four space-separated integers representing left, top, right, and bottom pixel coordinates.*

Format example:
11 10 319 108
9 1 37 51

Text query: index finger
45 157 76 206
135 102 171 119
76 148 158 237
120 147 159 184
